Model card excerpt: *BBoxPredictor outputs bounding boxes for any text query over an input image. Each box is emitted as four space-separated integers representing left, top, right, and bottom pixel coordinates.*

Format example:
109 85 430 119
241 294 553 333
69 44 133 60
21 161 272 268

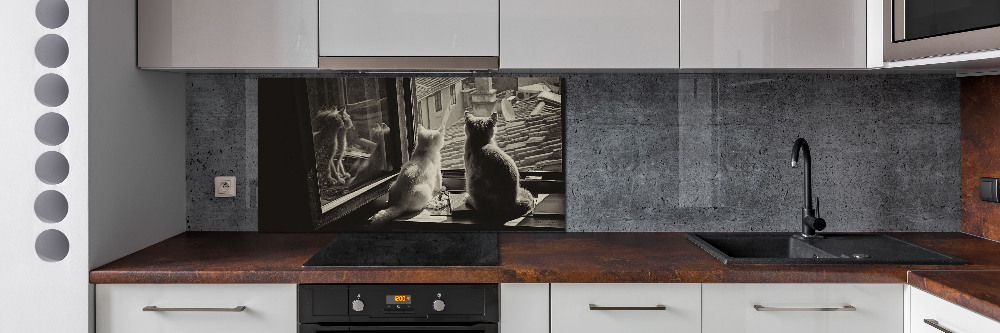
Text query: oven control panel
358 288 452 315
299 284 498 323
384 294 414 312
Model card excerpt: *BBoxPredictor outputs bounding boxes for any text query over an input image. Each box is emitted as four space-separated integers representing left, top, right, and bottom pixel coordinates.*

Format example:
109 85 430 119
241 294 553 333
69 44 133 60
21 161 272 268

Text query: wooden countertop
90 232 1000 322
91 232 1000 284
908 270 1000 323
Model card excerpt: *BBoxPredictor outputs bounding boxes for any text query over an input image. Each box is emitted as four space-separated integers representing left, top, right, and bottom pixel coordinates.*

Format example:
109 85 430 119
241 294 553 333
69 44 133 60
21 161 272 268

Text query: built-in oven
884 0 1000 61
299 284 498 333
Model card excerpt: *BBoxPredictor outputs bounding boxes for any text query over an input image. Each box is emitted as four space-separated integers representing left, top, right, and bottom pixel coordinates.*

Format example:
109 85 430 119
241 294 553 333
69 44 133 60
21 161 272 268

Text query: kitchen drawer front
319 0 499 57
911 287 1000 333
550 283 701 333
96 284 297 333
702 283 903 333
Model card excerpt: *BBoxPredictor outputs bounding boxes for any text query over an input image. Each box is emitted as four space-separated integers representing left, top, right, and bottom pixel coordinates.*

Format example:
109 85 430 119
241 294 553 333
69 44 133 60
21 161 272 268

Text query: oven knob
432 299 446 312
352 299 365 312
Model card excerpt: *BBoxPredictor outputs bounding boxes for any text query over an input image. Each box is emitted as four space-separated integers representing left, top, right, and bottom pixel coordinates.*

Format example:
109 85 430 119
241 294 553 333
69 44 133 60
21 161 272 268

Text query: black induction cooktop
303 232 500 267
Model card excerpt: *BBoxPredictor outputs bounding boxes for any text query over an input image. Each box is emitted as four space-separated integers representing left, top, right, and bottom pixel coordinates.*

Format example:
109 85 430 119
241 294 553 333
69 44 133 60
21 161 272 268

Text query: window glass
904 0 1000 40
434 91 443 112
305 78 400 208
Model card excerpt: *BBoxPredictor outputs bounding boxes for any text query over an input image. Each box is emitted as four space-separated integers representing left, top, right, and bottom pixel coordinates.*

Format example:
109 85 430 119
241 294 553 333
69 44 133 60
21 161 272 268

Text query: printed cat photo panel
259 77 566 232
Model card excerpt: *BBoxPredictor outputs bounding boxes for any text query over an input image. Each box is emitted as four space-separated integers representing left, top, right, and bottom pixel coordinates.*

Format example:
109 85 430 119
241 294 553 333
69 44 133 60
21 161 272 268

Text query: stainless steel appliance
299 284 499 332
885 0 1000 61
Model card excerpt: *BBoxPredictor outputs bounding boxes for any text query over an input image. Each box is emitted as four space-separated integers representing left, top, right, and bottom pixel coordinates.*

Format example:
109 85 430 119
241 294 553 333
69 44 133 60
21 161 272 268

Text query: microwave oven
884 0 1000 62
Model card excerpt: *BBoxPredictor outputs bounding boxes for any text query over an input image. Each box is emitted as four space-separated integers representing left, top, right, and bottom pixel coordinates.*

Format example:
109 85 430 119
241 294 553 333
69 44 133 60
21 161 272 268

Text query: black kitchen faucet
791 138 826 238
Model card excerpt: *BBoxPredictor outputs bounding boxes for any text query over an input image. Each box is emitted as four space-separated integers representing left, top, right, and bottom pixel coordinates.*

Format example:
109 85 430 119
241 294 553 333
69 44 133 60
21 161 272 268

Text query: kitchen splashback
960 75 1000 242
186 73 960 232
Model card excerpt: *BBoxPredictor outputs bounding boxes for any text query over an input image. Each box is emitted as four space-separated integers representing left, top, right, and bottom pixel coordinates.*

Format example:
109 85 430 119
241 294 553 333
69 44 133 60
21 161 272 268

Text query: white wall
0 0 185 331
88 0 186 269
0 0 90 331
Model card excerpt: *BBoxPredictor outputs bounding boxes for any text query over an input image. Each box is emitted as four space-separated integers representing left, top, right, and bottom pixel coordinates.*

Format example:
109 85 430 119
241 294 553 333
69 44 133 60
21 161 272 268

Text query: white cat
368 124 445 225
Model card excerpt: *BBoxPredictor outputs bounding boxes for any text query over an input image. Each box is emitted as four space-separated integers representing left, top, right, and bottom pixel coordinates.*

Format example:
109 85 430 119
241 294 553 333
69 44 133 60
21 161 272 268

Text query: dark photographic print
258 77 565 232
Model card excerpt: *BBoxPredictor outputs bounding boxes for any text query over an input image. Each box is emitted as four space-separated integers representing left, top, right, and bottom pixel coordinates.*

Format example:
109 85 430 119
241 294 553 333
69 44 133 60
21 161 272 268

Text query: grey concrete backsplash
186 73 960 232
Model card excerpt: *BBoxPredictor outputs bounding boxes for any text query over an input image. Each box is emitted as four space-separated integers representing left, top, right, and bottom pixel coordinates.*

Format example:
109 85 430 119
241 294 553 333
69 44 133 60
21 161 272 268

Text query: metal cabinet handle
589 304 667 311
924 319 955 333
143 306 246 312
753 305 856 312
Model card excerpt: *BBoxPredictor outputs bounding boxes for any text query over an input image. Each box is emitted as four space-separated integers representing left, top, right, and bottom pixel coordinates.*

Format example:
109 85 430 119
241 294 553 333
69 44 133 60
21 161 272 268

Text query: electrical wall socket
981 177 999 202
215 176 236 198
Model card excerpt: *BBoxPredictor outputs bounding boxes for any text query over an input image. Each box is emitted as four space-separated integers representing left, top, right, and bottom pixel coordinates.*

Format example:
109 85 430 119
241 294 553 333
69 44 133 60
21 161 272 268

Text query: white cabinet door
550 283 701 333
500 284 549 333
96 284 297 333
681 0 869 68
911 287 1000 333
319 0 499 57
138 0 318 69
702 283 903 333
500 0 680 69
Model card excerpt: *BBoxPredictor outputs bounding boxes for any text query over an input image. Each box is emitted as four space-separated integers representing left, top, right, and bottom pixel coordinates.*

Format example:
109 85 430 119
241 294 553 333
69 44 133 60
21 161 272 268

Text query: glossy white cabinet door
500 0 680 68
96 284 297 333
551 283 701 333
138 0 318 69
500 284 549 333
911 287 1000 333
702 283 903 333
320 0 499 57
681 0 869 68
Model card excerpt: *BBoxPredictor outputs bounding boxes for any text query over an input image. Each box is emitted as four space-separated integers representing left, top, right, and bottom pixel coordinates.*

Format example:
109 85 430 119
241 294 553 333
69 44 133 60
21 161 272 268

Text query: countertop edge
908 270 1000 324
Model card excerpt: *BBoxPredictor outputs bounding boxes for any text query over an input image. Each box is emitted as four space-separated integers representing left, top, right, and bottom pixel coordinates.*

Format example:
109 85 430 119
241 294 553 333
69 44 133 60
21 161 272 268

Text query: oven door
300 323 498 333
885 0 1000 61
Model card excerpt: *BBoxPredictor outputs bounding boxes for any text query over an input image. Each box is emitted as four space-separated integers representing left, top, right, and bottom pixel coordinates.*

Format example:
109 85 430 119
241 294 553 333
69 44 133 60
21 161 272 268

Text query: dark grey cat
463 112 535 219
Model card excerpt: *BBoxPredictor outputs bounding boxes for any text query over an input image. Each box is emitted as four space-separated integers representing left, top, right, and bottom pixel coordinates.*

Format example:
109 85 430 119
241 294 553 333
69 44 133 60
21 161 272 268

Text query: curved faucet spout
791 138 824 237
791 138 811 210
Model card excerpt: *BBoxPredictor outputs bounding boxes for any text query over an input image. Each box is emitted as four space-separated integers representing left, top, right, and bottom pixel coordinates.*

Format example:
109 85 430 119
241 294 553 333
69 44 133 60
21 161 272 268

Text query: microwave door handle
893 0 906 41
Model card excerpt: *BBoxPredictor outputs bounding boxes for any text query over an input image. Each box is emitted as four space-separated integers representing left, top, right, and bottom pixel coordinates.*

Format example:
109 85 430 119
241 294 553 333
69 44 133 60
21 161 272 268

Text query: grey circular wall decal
34 73 69 107
36 0 69 29
34 190 68 223
35 151 69 185
35 34 69 68
35 112 69 146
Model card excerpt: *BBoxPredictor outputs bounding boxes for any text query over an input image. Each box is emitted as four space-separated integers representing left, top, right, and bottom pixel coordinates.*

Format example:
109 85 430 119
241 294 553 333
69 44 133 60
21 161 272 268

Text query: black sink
686 233 966 265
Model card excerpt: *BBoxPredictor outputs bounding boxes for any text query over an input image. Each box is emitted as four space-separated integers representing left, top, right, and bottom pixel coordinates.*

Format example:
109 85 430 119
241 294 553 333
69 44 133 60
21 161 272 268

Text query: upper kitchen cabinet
318 0 500 70
500 0 680 69
138 0 318 69
681 0 880 69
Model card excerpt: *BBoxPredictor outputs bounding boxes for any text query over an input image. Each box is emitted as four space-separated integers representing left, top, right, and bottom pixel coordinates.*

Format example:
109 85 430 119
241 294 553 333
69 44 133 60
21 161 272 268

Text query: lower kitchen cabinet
96 282 1000 333
702 283 903 333
910 287 1000 333
500 283 549 333
550 283 702 333
96 284 297 333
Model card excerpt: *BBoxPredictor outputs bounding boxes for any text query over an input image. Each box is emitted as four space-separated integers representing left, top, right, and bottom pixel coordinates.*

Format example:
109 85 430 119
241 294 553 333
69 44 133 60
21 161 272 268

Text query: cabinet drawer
550 283 700 333
911 287 1000 333
702 283 902 333
96 284 296 333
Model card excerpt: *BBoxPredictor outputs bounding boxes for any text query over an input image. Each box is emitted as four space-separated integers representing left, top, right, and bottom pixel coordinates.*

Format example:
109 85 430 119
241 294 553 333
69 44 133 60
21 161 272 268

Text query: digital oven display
386 295 412 304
